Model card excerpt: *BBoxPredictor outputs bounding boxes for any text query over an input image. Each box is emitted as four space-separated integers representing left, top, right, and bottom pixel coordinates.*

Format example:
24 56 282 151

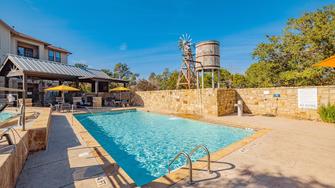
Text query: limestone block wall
0 132 29 188
134 86 334 120
134 89 221 116
27 107 52 151
236 86 335 120
217 89 236 116
0 107 52 188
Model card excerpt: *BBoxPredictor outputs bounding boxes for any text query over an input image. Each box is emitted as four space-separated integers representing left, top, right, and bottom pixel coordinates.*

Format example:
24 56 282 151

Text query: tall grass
318 104 335 123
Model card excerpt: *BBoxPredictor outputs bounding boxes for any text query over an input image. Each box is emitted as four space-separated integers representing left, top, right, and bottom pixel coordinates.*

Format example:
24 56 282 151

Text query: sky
0 0 334 78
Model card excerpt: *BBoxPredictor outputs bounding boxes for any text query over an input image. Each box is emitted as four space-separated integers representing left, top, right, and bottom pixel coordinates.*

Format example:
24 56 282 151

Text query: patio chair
55 97 63 104
72 97 82 110
60 103 72 112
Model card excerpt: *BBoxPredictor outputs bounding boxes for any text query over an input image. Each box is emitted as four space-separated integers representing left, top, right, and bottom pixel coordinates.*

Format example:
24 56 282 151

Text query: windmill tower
176 34 196 89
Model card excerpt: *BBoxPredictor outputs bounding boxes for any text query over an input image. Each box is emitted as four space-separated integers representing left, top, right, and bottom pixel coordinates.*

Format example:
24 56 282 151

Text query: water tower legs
201 69 204 89
212 69 215 88
217 69 220 88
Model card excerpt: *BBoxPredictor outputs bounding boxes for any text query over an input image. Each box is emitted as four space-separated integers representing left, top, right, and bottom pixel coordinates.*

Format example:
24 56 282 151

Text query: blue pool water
74 110 254 186
0 112 14 122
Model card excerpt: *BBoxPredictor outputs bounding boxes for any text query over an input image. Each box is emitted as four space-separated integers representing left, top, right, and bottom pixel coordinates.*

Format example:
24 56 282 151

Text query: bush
318 104 335 123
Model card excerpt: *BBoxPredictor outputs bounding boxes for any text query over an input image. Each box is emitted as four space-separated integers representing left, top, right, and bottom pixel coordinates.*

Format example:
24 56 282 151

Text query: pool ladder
168 145 212 184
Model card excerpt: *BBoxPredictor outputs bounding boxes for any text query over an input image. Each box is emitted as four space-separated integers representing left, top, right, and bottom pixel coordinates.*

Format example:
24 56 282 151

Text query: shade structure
45 85 80 92
313 55 335 68
110 86 130 92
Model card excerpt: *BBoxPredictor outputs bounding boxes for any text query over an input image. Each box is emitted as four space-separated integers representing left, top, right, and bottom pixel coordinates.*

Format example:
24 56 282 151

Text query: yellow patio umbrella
313 55 335 68
45 84 80 103
110 86 130 101
110 86 130 92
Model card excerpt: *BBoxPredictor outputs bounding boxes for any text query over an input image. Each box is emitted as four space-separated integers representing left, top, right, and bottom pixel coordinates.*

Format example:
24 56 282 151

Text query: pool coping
69 108 270 188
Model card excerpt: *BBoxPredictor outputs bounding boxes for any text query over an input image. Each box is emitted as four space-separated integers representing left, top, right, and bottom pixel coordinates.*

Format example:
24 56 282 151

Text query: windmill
176 33 196 89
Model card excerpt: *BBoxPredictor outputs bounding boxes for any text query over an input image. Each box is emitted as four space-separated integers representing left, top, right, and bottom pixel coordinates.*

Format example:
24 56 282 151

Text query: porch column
22 74 26 131
95 81 98 95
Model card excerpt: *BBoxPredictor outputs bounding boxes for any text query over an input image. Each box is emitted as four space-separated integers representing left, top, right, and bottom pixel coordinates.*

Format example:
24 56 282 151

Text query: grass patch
318 104 335 123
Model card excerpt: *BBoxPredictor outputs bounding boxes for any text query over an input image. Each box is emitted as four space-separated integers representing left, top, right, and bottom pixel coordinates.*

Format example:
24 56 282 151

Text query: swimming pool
0 112 15 122
74 110 254 186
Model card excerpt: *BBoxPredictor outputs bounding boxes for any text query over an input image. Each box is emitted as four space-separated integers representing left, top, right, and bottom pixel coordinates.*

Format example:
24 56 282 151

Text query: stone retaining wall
134 86 335 120
0 107 52 188
0 132 29 188
27 107 52 151
134 89 219 116
235 86 335 120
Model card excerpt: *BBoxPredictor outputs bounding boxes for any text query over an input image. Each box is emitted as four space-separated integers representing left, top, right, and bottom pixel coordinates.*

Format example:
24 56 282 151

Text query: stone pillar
92 97 102 108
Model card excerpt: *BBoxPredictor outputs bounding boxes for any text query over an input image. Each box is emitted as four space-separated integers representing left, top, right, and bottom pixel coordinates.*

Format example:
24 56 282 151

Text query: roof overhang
0 55 128 83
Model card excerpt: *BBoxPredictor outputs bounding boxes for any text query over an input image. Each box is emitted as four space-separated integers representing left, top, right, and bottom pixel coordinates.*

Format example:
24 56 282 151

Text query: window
48 50 61 62
48 50 54 61
17 46 33 58
18 47 24 56
55 51 61 62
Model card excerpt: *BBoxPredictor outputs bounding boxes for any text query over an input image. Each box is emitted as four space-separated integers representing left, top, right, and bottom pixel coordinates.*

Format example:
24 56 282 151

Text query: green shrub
318 104 335 123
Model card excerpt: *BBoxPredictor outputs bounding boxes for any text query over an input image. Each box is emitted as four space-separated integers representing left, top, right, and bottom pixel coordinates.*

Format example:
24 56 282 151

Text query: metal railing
167 145 212 184
168 151 193 184
189 145 212 173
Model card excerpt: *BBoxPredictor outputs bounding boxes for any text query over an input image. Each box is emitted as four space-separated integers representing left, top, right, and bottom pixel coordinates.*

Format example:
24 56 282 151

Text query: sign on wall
298 88 318 109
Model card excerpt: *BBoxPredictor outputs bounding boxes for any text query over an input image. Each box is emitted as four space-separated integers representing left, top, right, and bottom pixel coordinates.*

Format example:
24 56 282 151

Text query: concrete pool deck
16 111 335 188
172 115 335 188
16 113 113 188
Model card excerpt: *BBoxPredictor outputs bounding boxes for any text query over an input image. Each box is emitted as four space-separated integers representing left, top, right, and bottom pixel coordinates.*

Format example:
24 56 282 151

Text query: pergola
0 54 128 105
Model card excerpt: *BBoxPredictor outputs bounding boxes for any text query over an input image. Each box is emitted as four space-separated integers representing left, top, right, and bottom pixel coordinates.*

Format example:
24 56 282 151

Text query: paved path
173 115 335 188
16 114 112 188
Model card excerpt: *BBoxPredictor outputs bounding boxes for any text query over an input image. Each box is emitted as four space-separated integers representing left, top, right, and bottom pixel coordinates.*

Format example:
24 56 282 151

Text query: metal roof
86 68 112 79
1 54 128 82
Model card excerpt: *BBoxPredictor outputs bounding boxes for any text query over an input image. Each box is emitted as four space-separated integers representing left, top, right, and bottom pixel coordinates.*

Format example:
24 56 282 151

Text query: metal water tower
195 40 221 89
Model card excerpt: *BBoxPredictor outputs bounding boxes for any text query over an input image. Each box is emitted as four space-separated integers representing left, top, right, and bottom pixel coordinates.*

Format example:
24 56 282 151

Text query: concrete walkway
173 115 335 188
16 113 112 188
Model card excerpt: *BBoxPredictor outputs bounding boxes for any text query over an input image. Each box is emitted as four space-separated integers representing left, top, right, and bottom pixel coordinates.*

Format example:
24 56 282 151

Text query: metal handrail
189 145 211 173
168 151 193 184
84 106 94 114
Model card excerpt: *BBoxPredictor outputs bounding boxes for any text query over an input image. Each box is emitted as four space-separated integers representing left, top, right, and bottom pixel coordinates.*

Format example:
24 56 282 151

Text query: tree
101 69 113 77
202 68 233 88
231 74 248 88
161 71 179 90
251 5 335 87
74 63 88 69
245 62 280 87
113 63 139 85
135 79 159 91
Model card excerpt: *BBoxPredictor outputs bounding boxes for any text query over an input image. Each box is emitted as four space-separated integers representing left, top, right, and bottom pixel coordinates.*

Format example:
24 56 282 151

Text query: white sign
263 90 270 95
298 88 318 109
